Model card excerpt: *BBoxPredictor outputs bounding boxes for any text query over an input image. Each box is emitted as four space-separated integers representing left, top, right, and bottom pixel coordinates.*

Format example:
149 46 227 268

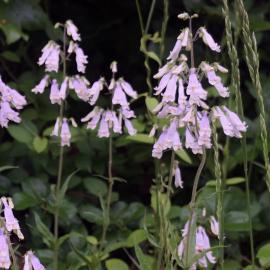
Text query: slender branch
53 26 67 270
135 0 144 35
159 0 169 61
145 0 157 35
166 151 175 200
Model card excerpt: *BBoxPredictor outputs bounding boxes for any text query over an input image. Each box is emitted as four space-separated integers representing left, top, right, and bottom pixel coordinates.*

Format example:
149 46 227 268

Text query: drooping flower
60 118 71 146
1 197 24 239
112 82 129 107
49 79 61 105
174 161 183 188
51 117 60 136
74 45 88 73
198 112 212 149
98 113 110 138
0 229 10 269
119 78 138 99
88 78 105 105
59 77 69 100
23 250 46 270
32 75 50 94
66 20 81 41
210 216 219 237
69 75 90 101
199 27 221 52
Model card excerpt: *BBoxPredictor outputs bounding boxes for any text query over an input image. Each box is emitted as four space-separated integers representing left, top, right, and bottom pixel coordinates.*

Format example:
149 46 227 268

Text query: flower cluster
178 215 219 269
32 20 88 146
150 14 247 160
81 62 138 137
0 77 27 128
0 197 45 269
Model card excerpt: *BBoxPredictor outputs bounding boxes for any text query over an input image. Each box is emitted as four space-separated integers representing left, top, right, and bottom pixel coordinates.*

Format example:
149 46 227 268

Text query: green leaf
1 51 20 62
176 150 192 164
79 204 103 225
86 236 98 246
105 259 129 270
145 96 159 113
0 23 28 44
126 134 154 144
8 124 33 145
83 177 108 197
34 212 54 248
257 243 270 267
126 229 147 247
135 245 154 270
207 177 245 187
0 165 18 172
13 192 39 210
33 136 48 153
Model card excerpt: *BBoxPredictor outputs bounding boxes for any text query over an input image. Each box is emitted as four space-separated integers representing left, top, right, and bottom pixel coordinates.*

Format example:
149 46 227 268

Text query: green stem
7 235 18 270
166 151 175 200
53 26 67 270
145 0 157 35
135 0 144 35
159 0 169 61
185 148 206 268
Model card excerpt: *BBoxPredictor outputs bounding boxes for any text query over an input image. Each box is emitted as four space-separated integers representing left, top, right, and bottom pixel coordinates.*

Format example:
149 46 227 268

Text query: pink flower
1 197 24 239
154 72 172 96
69 75 90 101
162 74 178 103
198 112 212 149
51 117 60 136
124 118 137 135
0 101 21 127
112 82 129 107
98 114 109 138
199 27 221 52
177 78 186 107
174 162 183 188
167 39 182 61
49 79 61 105
32 75 49 94
185 128 203 154
74 45 88 73
210 216 219 237
66 20 81 41
0 230 10 269
23 250 46 270
120 79 138 99
59 77 68 100
60 118 71 146
82 107 103 130
89 78 105 105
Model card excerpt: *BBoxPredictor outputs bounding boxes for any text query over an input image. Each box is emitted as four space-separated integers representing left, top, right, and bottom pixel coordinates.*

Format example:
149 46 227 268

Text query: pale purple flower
38 41 60 72
199 27 221 52
66 20 81 41
111 111 122 133
0 230 10 269
153 62 171 79
167 40 182 61
98 114 109 138
0 101 21 127
49 79 61 105
89 78 104 105
120 79 138 99
198 112 212 148
59 77 69 100
174 162 183 188
69 75 90 101
32 75 50 94
74 45 88 73
67 40 76 54
112 82 129 107
210 216 219 237
149 125 157 137
124 118 137 136
171 60 188 75
177 78 186 107
185 128 203 154
1 197 24 239
154 72 172 95
51 117 60 136
110 61 118 73
162 74 178 103
24 251 46 270
120 107 135 119
223 106 247 133
60 118 71 146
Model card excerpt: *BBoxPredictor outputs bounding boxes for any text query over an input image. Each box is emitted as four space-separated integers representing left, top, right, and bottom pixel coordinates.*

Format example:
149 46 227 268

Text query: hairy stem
7 235 18 270
53 26 66 270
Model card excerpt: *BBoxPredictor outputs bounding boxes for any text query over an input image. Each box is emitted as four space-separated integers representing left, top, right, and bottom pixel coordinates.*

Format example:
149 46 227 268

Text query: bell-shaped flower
66 20 81 41
124 118 136 136
185 128 203 154
162 74 178 103
98 113 109 138
174 161 183 188
23 250 46 270
51 117 60 136
32 75 50 94
59 77 69 100
119 78 138 99
49 79 61 105
74 45 88 73
210 216 219 237
112 82 129 107
89 78 105 105
0 229 10 269
69 75 90 101
60 118 71 146
1 197 24 239
198 112 212 148
0 101 21 127
199 27 221 52
153 62 172 79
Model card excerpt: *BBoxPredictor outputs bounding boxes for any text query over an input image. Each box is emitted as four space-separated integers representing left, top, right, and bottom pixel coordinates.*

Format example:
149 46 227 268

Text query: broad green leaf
145 96 158 113
176 150 192 164
33 136 48 153
126 229 147 247
126 134 154 144
79 204 103 225
86 236 98 246
0 23 28 44
83 177 108 197
0 165 18 172
105 259 129 270
13 192 39 210
8 124 33 145
257 243 270 267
